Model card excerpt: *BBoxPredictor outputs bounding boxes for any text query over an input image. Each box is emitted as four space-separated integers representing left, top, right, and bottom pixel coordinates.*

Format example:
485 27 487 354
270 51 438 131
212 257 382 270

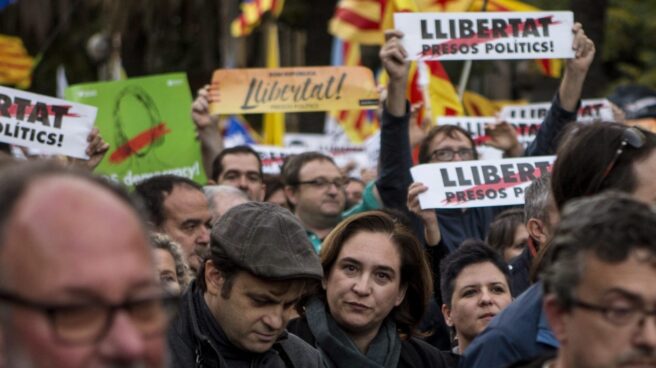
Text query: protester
287 210 457 367
486 208 529 263
440 240 512 355
509 174 558 296
263 174 291 210
134 174 212 274
150 232 191 295
461 124 656 368
376 22 594 254
167 202 323 367
344 177 366 209
281 152 348 252
204 184 250 222
516 192 656 367
211 145 266 201
0 162 171 367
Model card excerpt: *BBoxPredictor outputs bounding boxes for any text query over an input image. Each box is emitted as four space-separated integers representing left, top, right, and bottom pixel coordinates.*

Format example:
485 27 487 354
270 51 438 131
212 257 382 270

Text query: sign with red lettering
0 86 97 159
395 11 574 61
500 98 615 124
411 156 555 208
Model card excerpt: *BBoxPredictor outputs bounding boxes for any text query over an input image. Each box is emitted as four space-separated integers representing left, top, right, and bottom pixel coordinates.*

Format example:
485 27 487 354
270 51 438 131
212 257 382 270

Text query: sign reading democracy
0 86 97 158
500 98 615 123
411 156 555 208
394 11 574 60
208 66 380 114
65 73 206 186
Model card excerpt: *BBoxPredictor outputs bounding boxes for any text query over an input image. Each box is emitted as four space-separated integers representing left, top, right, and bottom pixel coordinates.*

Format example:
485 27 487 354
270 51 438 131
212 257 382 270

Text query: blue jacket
459 282 558 368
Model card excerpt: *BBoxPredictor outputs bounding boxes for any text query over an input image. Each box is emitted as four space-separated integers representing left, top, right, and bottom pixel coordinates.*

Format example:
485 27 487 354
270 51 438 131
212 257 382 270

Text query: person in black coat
287 210 457 367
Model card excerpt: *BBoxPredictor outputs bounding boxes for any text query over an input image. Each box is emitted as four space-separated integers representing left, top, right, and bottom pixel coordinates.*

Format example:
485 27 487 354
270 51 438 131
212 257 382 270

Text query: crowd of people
0 21 655 368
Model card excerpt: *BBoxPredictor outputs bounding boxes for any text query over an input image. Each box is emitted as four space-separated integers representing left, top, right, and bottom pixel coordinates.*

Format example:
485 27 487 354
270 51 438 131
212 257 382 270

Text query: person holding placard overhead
377 21 594 268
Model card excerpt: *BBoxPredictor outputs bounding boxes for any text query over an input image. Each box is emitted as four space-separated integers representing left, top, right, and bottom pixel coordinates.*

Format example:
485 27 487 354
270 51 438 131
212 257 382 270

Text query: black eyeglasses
590 127 646 193
430 148 475 162
0 289 179 345
294 177 348 190
572 298 656 327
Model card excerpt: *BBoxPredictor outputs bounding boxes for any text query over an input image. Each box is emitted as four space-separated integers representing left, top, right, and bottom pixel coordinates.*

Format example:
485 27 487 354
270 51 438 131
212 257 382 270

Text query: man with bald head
0 162 171 368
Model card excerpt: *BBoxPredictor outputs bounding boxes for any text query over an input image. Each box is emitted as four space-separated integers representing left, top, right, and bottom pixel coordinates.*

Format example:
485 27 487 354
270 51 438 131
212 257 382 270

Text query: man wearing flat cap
168 202 323 367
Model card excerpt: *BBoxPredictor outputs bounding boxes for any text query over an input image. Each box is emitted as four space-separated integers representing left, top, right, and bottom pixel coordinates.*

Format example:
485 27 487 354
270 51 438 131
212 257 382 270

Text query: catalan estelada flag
0 34 33 89
468 0 563 78
231 0 285 37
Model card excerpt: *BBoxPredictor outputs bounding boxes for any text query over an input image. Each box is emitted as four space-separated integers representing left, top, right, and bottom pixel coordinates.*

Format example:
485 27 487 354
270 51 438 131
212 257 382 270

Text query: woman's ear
441 303 454 327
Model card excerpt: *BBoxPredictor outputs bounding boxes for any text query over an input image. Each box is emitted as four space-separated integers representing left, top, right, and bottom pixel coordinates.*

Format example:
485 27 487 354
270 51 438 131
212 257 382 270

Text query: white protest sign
284 133 370 176
500 98 615 123
394 11 574 61
0 86 97 159
411 155 555 209
252 144 305 175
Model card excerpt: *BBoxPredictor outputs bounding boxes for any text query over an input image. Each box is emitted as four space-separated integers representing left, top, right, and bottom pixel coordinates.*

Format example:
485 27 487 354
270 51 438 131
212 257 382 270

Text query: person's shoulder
278 332 322 366
400 337 458 368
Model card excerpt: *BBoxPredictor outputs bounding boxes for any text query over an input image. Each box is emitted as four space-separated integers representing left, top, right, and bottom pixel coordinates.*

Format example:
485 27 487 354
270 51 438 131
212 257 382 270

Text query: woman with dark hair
486 208 529 262
287 210 455 367
552 122 656 210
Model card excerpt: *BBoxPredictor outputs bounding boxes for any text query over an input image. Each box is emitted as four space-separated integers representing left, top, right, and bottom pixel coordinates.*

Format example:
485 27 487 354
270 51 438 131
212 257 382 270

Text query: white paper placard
0 86 97 158
394 11 575 61
411 155 555 208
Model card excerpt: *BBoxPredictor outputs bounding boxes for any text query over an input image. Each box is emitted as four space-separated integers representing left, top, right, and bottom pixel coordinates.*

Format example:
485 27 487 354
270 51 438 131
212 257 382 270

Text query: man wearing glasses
536 192 656 368
0 162 172 368
281 152 348 253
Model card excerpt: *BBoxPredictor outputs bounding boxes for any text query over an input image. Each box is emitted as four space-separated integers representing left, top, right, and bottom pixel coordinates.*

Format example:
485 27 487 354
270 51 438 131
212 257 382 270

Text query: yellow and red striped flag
231 0 285 37
467 0 563 78
0 34 34 89
261 21 285 146
329 0 418 45
416 0 473 11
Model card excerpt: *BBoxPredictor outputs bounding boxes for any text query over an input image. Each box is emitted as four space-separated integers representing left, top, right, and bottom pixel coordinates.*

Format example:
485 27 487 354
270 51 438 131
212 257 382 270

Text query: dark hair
440 240 510 308
552 123 656 211
542 192 656 310
211 145 263 182
320 211 433 338
133 174 203 227
0 161 145 249
198 251 319 313
281 151 339 187
263 174 285 202
486 208 526 256
418 125 479 164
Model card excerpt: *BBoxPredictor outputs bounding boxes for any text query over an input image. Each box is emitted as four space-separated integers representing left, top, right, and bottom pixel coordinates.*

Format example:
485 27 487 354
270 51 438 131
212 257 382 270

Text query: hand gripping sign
208 66 380 114
411 156 555 209
394 11 574 61
0 86 97 159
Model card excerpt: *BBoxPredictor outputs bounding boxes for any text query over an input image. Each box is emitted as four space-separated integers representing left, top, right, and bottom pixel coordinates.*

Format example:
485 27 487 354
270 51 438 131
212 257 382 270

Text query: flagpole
457 0 489 100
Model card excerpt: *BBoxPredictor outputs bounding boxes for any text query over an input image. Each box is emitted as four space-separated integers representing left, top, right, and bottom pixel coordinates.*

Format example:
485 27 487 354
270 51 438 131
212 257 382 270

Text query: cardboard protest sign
0 86 97 158
65 73 206 186
208 66 380 114
394 11 574 61
411 156 555 208
500 98 615 123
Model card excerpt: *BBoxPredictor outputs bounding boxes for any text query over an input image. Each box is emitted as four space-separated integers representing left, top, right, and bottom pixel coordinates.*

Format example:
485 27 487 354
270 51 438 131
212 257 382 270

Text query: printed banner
500 98 615 123
411 156 555 208
208 66 380 114
65 73 206 186
394 11 574 60
0 86 97 158
252 144 305 175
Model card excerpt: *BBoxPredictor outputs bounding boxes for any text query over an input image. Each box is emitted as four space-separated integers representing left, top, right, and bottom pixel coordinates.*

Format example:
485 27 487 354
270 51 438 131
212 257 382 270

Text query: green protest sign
65 73 206 186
